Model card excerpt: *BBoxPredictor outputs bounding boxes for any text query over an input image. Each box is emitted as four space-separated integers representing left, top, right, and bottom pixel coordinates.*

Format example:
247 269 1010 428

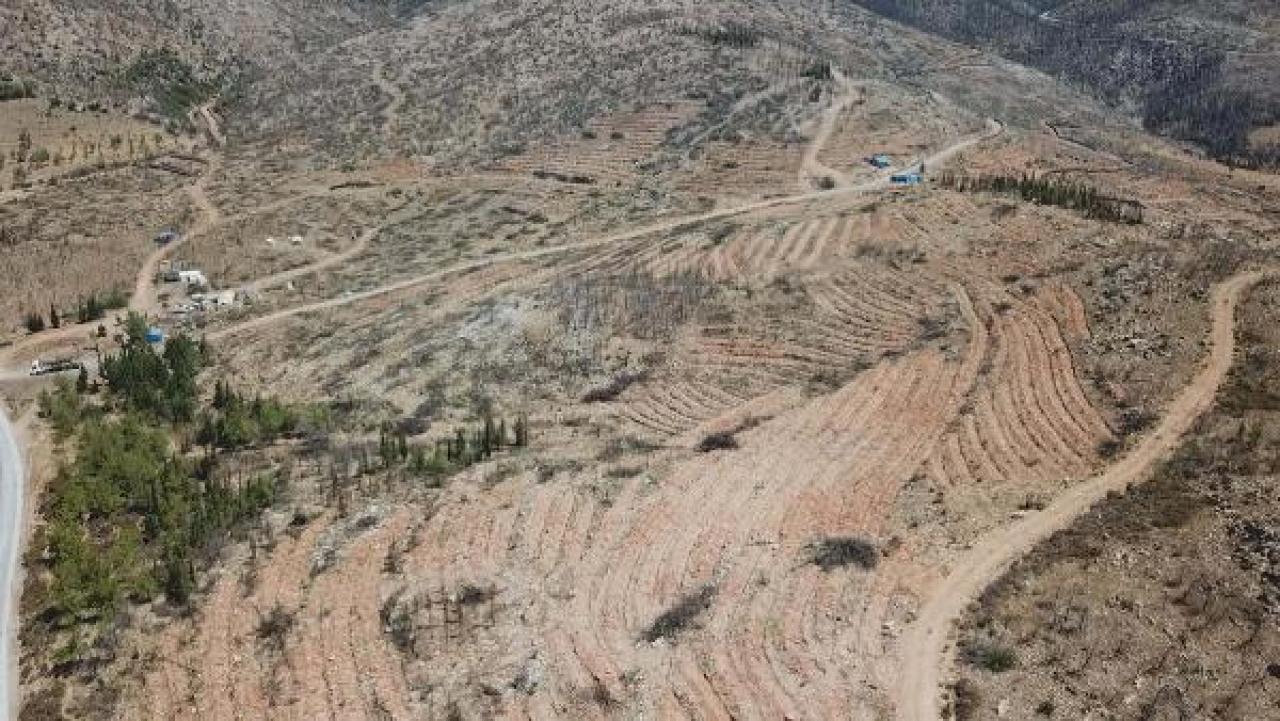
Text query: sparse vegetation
963 640 1018 672
6 2 1278 718
694 430 738 453
640 584 717 643
808 536 878 572
126 49 216 123
850 0 1280 168
937 173 1144 224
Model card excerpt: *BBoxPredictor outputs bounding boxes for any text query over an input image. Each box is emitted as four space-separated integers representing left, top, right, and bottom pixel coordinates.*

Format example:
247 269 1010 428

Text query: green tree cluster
0 76 36 101
196 380 299 450
368 413 530 484
75 288 127 324
44 414 276 619
100 315 202 421
937 172 1144 224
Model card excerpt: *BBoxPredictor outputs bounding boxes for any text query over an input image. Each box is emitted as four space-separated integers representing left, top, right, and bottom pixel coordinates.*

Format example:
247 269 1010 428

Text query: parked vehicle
29 358 81 376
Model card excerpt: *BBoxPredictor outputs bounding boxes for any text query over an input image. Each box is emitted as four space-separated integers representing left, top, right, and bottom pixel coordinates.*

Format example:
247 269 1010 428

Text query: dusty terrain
1 1 1278 721
951 278 1280 719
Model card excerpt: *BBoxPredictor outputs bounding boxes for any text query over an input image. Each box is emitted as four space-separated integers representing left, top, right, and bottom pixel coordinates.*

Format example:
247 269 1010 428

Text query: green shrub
964 640 1018 672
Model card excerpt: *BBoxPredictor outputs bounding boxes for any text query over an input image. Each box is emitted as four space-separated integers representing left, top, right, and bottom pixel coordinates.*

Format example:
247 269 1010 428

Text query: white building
178 270 209 287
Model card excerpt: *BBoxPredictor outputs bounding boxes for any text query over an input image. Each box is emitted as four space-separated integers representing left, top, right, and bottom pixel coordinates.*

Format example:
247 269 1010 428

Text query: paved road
0 406 24 721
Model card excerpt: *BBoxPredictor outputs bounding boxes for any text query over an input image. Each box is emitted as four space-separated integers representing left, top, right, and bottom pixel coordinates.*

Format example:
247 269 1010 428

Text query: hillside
850 0 1280 168
0 0 405 123
0 1 1277 720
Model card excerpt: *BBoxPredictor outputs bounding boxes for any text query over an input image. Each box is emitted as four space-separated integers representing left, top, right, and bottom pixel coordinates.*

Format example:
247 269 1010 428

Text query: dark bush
809 536 879 571
695 431 739 453
582 370 647 403
256 603 296 652
964 640 1018 672
640 584 716 642
457 583 496 606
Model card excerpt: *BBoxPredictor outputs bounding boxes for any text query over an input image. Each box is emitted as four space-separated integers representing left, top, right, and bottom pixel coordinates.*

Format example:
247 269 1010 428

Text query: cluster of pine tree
196 380 299 450
99 313 206 421
19 290 127 334
38 390 278 624
936 172 1143 224
343 414 532 484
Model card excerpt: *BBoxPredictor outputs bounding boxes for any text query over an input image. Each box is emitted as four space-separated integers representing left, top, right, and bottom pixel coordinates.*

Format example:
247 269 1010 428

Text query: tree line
936 172 1144 224
21 288 129 333
0 76 36 101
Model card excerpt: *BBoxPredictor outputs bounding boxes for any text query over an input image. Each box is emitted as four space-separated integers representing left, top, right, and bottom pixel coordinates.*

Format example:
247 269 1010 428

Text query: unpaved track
212 121 1004 340
132 156 222 317
236 201 417 296
894 268 1273 721
375 65 407 139
799 73 861 190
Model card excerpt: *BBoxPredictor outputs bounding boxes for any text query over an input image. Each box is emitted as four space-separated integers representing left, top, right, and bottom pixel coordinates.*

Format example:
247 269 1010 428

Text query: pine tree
23 310 45 334
514 414 529 448
482 416 496 458
49 303 60 329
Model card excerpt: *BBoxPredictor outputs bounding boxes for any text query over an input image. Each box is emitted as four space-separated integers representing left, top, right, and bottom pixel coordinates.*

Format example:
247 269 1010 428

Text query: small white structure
178 270 209 287
265 237 277 246
215 290 236 307
289 235 304 245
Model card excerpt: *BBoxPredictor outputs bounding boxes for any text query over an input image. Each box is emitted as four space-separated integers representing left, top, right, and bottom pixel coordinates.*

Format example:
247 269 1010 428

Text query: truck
29 357 82 376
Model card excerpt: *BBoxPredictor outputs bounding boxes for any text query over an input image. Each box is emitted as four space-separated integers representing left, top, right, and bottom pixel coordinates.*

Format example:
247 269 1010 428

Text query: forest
34 314 282 649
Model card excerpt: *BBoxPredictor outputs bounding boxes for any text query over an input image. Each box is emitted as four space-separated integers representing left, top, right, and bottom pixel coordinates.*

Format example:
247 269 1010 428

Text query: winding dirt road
798 72 862 190
212 119 1004 339
894 268 1274 721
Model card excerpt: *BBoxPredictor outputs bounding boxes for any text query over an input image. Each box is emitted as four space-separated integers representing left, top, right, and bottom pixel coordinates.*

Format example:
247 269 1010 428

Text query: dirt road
213 120 1004 339
375 65 406 139
196 102 225 148
236 201 418 297
799 72 862 190
894 268 1273 721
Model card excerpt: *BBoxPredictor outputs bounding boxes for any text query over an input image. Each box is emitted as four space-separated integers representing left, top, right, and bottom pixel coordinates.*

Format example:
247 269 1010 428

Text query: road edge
894 268 1272 721
0 406 26 721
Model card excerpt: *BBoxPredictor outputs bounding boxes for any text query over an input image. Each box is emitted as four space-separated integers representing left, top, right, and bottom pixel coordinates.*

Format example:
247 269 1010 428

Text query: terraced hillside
1 1 1277 720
